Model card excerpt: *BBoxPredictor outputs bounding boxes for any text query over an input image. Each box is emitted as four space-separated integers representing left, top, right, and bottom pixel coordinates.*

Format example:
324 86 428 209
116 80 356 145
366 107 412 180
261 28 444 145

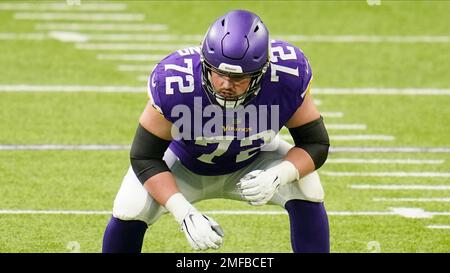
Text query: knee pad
298 171 325 202
272 171 324 207
112 167 153 224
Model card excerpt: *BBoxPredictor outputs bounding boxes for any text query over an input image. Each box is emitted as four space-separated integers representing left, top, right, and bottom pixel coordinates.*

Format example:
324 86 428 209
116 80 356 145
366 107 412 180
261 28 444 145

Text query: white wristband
165 193 195 224
268 161 299 186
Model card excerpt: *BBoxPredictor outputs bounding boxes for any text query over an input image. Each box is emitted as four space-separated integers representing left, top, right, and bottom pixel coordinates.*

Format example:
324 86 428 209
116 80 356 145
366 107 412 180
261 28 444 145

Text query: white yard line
0 3 127 11
328 159 444 164
326 124 367 130
321 112 343 118
0 85 143 92
97 54 166 61
75 43 194 51
14 12 145 21
7 31 447 42
2 144 450 154
36 23 168 32
205 210 287 215
51 31 203 42
350 185 450 190
206 210 390 216
0 210 112 215
0 33 47 40
388 208 434 218
374 197 450 202
48 31 88 42
117 64 156 72
427 225 450 229
330 135 395 141
281 134 394 142
1 208 449 219
137 75 149 82
273 35 450 43
0 143 450 156
48 31 200 42
5 29 450 42
330 147 450 153
314 88 450 95
322 171 450 178
1 32 199 43
1 85 449 97
4 30 450 43
0 145 129 151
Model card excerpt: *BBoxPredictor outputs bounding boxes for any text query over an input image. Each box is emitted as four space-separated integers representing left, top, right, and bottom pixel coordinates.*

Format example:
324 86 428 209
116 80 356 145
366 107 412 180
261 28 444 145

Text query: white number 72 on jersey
164 59 195 94
195 130 277 164
270 45 299 82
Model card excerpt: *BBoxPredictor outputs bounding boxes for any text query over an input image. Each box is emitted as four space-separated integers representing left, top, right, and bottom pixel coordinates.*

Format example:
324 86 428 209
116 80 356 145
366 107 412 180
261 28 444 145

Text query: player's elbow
129 124 172 184
306 142 329 170
288 116 330 170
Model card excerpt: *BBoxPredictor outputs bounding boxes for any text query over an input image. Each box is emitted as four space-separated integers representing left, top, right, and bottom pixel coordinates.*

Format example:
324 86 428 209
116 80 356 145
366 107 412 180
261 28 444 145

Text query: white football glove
181 211 224 251
238 161 299 206
165 193 224 251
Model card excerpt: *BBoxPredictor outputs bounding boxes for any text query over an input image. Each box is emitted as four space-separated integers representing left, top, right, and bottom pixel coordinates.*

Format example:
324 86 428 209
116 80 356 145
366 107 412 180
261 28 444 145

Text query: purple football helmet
201 10 270 108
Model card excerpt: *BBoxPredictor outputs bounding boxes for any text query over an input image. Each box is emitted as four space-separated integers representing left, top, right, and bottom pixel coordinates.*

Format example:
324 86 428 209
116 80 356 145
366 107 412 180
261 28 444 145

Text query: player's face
210 71 251 98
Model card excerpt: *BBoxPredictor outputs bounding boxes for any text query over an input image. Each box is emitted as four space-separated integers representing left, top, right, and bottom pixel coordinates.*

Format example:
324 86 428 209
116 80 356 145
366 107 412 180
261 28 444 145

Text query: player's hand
238 161 299 206
165 193 224 251
238 169 280 206
181 211 224 251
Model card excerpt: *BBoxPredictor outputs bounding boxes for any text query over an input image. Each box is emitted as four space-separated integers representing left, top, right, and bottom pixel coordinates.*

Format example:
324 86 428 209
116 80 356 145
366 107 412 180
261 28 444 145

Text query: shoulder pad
147 47 202 120
269 40 313 97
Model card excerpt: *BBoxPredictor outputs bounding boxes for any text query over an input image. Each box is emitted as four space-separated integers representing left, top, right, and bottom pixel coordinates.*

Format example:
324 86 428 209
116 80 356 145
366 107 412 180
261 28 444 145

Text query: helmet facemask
201 56 269 109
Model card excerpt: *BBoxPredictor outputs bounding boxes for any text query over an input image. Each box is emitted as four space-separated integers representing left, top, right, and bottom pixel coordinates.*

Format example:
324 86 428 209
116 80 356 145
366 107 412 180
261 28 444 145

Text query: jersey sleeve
146 49 203 124
293 44 313 100
301 53 313 96
147 63 165 116
270 40 314 111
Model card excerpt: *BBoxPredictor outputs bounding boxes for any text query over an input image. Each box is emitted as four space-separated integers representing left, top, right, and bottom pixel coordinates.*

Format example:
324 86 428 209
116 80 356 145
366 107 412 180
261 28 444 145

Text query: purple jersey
148 40 312 175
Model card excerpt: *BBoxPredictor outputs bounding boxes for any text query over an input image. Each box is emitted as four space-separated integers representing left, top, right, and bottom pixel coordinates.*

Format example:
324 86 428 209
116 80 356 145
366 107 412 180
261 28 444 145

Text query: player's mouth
218 89 239 98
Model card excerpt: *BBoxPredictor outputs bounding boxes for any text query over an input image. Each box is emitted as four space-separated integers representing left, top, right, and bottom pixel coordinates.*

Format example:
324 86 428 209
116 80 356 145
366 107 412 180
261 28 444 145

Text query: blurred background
0 0 449 252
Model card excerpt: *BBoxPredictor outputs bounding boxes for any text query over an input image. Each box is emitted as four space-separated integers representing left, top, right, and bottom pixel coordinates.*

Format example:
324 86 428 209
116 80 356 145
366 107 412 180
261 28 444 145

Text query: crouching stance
102 10 330 253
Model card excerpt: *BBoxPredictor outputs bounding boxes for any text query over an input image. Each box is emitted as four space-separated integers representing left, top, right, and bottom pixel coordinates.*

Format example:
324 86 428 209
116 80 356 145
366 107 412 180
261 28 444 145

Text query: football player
102 10 330 253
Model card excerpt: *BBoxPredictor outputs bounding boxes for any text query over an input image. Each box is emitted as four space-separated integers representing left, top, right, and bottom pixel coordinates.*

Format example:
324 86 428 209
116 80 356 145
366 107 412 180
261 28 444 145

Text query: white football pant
112 137 325 225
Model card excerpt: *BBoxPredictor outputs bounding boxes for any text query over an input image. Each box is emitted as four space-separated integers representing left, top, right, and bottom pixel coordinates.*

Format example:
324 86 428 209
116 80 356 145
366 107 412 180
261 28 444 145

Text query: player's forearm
143 171 180 206
287 116 330 175
264 116 329 185
144 173 197 225
284 147 315 178
129 119 196 222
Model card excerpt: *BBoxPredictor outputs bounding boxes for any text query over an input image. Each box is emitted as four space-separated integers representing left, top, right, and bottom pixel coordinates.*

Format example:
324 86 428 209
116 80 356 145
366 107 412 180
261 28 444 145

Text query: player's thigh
112 149 205 225
112 166 165 225
271 171 325 207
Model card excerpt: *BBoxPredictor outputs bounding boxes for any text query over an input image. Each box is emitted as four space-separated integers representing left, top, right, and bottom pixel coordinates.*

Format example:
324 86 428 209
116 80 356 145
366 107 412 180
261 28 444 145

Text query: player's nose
221 77 234 89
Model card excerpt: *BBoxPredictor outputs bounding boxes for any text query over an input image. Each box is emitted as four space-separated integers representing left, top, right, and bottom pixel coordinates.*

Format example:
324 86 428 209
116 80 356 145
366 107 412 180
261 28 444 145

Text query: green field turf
0 0 449 253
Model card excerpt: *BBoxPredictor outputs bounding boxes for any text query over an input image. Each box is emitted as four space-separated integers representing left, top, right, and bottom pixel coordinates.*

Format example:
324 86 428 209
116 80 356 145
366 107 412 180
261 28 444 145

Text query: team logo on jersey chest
170 97 279 141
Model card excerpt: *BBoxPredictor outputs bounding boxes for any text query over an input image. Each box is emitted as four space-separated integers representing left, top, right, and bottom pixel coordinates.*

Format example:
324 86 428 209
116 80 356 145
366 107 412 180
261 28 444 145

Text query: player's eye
213 69 248 81
229 75 250 81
